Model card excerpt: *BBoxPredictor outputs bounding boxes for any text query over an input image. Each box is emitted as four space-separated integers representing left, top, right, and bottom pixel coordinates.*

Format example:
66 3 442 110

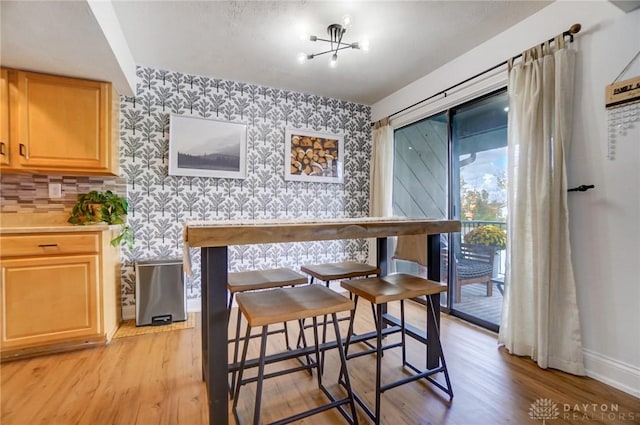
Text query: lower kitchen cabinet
0 229 121 360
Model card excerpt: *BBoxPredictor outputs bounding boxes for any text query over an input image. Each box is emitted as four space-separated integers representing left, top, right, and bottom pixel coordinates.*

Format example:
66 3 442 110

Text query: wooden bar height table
184 217 460 425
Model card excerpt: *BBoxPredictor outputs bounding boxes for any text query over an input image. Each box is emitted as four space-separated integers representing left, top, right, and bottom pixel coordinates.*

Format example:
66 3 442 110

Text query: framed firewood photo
168 114 247 179
284 128 344 184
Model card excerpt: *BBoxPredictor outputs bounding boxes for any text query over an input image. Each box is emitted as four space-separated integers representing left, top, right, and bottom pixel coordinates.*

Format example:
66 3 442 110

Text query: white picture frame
168 114 247 179
284 128 344 184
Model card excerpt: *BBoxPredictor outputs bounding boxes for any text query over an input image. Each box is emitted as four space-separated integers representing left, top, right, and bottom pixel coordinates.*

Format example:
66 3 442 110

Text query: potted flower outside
68 190 134 248
463 225 506 250
463 225 506 277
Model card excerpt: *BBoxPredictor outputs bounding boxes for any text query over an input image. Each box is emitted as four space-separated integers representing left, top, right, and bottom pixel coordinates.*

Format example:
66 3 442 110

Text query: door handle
38 244 59 248
0 142 5 156
19 143 27 157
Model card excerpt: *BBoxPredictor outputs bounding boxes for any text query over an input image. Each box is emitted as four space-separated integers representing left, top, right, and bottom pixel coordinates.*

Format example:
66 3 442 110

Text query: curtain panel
368 121 394 265
499 38 585 375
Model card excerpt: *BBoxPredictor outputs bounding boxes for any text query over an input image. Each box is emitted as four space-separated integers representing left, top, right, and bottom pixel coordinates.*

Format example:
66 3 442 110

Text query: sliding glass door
450 90 507 330
392 89 507 331
392 112 449 303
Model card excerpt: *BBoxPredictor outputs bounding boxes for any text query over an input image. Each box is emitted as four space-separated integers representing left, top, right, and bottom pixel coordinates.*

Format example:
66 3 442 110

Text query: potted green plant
68 190 134 248
463 225 506 250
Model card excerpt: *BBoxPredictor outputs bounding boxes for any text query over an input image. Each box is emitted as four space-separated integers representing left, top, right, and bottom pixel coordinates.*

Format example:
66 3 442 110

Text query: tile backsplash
0 174 126 214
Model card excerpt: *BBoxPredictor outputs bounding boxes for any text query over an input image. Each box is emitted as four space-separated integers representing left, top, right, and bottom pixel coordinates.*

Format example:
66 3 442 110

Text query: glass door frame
439 87 507 333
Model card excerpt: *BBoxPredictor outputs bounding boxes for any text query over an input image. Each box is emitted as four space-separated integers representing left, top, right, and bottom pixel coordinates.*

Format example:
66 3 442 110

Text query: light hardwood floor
1 300 638 425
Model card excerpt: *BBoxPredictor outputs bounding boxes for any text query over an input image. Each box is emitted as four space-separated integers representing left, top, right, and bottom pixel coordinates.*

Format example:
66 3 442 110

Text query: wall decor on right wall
284 128 344 184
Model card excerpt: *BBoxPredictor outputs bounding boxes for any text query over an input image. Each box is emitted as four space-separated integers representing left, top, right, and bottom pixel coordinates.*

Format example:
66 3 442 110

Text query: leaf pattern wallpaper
119 66 372 313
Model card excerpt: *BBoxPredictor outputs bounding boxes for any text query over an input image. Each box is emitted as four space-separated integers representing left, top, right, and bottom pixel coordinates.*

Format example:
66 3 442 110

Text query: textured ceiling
1 1 551 105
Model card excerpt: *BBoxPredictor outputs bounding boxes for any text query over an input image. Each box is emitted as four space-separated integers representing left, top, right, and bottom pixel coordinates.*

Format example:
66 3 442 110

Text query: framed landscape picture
284 128 344 184
168 115 247 179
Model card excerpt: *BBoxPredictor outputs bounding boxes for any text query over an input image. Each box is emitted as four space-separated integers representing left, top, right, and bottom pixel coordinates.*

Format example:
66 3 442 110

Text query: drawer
0 233 100 257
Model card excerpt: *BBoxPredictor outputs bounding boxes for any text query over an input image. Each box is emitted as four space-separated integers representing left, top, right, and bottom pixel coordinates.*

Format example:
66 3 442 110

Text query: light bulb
504 106 509 112
360 39 370 52
342 14 352 28
297 53 307 64
330 53 338 68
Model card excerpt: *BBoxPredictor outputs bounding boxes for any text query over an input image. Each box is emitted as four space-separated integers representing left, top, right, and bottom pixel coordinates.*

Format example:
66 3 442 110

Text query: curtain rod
379 23 582 124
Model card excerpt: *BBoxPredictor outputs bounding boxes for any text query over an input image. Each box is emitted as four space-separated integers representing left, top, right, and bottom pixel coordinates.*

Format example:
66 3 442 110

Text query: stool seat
341 273 446 304
228 268 307 293
236 285 354 327
301 261 380 282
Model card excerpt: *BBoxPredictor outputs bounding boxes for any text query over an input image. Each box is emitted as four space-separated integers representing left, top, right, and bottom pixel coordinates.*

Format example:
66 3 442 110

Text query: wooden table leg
202 246 229 425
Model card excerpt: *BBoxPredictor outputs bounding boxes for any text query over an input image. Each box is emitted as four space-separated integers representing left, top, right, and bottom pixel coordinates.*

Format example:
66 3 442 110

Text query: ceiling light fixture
297 15 369 67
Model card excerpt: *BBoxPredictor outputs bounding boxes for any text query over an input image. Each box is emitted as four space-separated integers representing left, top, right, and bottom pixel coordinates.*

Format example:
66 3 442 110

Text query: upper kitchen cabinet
0 68 119 176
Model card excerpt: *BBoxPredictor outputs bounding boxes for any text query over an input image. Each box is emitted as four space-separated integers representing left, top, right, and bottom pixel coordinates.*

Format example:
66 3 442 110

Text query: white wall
373 1 640 397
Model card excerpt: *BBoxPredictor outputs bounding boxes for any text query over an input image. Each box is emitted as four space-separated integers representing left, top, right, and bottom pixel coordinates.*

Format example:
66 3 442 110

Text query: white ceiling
1 1 552 105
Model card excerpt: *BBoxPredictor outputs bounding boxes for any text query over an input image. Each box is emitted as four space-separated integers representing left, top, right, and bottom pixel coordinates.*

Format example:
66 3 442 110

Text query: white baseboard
583 348 640 398
121 299 201 322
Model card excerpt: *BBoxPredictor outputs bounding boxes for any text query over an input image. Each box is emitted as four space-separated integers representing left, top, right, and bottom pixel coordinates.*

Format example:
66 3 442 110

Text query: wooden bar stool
228 268 308 393
228 268 308 319
233 285 359 425
341 273 453 425
301 261 381 286
299 261 380 351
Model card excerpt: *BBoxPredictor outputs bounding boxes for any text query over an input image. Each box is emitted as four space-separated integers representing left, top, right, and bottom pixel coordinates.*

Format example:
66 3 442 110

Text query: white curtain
498 37 585 375
370 120 394 217
368 119 394 265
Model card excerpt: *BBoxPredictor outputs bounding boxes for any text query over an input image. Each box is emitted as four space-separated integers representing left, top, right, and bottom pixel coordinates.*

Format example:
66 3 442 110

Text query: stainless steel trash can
135 258 187 326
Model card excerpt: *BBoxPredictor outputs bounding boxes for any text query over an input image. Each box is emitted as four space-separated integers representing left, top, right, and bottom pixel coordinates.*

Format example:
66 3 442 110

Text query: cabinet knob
19 143 27 157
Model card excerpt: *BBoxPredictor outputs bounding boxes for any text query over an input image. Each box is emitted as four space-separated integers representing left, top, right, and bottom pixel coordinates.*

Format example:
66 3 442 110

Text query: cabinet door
0 255 100 349
0 68 8 166
11 70 114 174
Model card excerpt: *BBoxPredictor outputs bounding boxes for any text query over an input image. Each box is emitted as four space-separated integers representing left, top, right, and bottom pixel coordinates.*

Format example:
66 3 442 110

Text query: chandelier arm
309 45 357 59
314 37 353 47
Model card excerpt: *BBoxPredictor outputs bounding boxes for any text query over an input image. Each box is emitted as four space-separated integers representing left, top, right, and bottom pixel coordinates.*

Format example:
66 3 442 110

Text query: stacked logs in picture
290 135 339 177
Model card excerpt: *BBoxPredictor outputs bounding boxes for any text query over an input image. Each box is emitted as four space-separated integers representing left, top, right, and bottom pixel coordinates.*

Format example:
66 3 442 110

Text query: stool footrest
240 362 318 386
230 328 385 372
346 341 403 360
227 325 287 344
